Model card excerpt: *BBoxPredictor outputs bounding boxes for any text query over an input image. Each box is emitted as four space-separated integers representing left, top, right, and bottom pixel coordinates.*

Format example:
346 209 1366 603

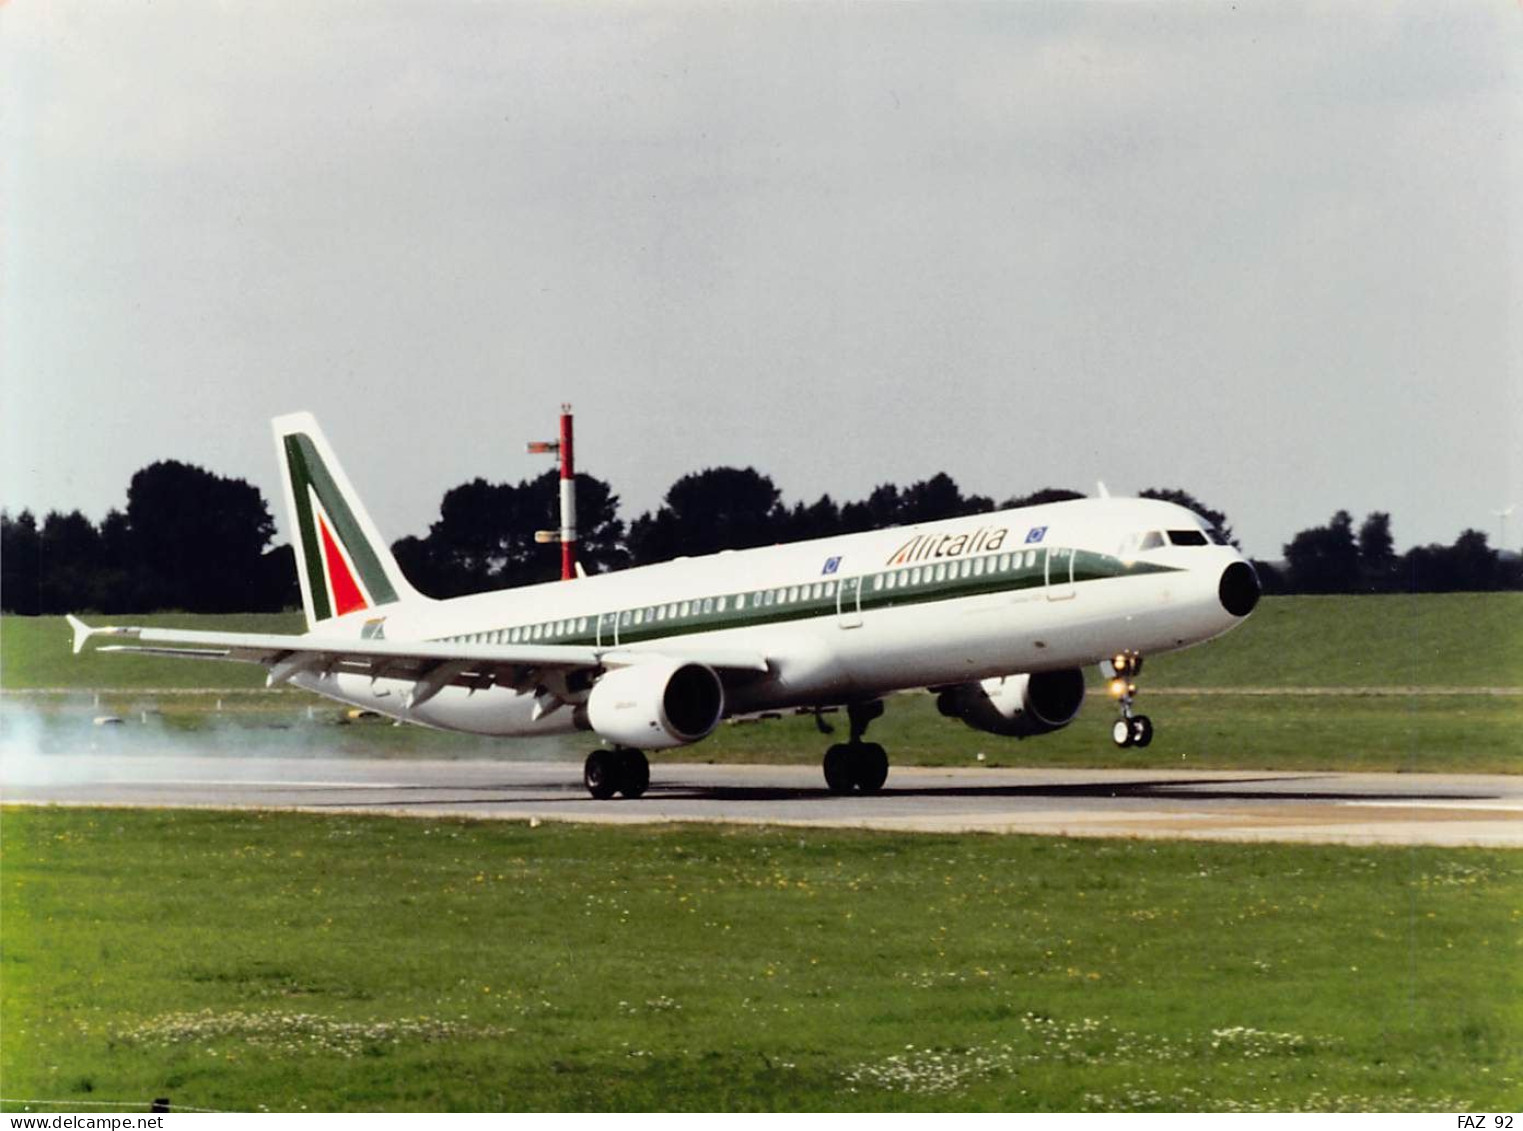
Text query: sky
3 1 1519 561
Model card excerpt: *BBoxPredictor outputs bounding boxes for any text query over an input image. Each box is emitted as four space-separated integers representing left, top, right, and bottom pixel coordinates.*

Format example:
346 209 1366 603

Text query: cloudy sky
3 1 1518 560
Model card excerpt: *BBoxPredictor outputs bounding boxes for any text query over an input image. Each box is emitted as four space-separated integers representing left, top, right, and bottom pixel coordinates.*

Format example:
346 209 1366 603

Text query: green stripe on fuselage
436 548 1181 649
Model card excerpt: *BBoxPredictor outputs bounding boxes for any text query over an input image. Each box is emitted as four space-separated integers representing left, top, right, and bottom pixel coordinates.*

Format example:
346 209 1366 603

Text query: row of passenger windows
447 547 1050 647
869 549 1039 592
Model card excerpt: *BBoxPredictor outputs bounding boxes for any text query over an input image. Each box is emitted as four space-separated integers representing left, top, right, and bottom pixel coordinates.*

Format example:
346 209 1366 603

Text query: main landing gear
822 700 889 794
584 747 650 800
1105 651 1153 748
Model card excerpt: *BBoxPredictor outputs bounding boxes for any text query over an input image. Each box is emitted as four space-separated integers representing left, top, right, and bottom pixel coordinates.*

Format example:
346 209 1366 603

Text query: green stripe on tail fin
273 413 424 628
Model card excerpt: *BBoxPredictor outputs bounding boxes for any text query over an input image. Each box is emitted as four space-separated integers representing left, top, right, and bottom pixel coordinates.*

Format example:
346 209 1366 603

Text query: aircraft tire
1111 719 1134 748
584 750 620 800
618 749 650 799
823 745 853 793
1129 716 1154 748
853 743 889 793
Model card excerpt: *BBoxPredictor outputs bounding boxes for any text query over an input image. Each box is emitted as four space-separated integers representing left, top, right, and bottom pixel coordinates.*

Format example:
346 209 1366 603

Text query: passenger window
909 568 921 585
998 553 1010 571
871 575 883 591
765 590 776 606
885 573 897 590
735 594 746 610
825 580 837 596
1025 550 1037 568
678 601 689 617
619 611 631 627
974 558 986 576
786 586 798 602
933 563 946 582
577 617 588 632
702 597 714 613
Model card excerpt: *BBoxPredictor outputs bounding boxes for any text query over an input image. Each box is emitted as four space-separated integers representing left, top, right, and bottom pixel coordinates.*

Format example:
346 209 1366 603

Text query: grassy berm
3 807 1518 1112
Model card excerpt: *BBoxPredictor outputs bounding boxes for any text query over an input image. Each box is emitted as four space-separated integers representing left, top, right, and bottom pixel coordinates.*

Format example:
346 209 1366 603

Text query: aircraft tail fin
273 412 428 630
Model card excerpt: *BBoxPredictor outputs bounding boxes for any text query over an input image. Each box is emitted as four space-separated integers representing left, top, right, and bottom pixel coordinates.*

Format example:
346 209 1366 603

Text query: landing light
1108 678 1128 699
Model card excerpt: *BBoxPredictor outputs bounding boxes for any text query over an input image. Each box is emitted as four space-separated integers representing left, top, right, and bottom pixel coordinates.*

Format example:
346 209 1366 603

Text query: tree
898 473 995 525
125 461 277 612
394 471 627 597
1403 529 1501 592
629 467 786 564
37 510 105 613
1357 512 1398 592
839 484 904 535
1283 510 1361 593
1138 488 1237 547
1 510 41 614
785 494 843 543
1002 487 1086 509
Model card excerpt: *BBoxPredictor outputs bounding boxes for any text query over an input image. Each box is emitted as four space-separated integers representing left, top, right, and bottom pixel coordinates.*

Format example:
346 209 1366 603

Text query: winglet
66 614 94 655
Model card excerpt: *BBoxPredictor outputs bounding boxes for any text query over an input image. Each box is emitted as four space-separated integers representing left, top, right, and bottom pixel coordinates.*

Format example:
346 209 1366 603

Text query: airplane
69 412 1262 799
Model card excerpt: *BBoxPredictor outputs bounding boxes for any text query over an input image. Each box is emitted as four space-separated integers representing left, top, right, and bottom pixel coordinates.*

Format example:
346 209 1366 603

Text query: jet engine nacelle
935 669 1086 738
585 660 725 749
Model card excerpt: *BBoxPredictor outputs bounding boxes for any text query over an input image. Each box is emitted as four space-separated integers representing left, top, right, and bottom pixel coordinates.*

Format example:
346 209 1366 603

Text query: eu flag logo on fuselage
822 556 842 575
1025 526 1048 544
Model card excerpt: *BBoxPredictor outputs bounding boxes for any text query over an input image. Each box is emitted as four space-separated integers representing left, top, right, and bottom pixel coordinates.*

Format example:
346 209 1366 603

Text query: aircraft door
836 576 863 628
1045 546 1076 601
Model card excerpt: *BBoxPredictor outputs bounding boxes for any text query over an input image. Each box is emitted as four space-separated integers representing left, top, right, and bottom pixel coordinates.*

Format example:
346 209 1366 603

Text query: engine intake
936 669 1086 738
586 660 725 749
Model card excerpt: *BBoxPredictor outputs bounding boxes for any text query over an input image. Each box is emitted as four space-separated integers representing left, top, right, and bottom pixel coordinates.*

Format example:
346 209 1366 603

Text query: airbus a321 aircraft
70 413 1261 799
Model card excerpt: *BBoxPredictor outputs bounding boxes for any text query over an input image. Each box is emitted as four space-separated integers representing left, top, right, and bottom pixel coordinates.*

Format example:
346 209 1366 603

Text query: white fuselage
294 496 1251 738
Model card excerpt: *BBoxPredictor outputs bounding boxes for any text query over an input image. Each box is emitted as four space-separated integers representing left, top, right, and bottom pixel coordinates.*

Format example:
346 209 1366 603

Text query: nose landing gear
1105 652 1153 748
822 699 889 794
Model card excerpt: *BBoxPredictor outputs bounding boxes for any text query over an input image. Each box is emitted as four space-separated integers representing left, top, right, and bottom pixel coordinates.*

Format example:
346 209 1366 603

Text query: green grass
1 614 303 691
1145 593 1523 689
3 807 1518 1112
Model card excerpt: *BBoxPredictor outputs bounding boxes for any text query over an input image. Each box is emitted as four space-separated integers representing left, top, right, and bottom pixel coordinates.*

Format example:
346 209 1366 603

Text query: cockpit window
1167 529 1209 546
1139 531 1166 551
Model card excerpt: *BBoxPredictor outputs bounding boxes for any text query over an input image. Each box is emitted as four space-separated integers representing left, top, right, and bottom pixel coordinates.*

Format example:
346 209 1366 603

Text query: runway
3 749 1520 846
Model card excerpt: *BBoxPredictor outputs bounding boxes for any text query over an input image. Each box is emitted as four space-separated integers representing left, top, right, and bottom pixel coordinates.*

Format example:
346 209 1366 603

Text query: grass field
4 597 1520 774
3 807 1518 1113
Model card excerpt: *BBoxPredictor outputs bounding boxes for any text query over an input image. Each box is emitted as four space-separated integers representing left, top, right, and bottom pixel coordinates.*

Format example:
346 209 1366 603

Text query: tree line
2 459 1518 614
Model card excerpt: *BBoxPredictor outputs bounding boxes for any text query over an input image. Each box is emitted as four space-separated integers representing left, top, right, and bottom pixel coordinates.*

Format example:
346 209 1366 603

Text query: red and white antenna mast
527 404 578 580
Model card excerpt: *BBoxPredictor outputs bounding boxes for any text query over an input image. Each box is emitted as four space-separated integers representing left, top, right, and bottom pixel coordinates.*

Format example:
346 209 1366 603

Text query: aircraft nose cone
1219 561 1261 617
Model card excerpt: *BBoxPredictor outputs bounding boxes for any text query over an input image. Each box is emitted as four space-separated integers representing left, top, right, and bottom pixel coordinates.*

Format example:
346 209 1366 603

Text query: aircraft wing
66 615 770 706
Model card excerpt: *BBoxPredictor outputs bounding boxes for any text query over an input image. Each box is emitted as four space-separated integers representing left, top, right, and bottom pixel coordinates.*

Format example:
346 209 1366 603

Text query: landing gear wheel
823 745 853 793
617 749 650 798
1112 718 1134 748
584 750 620 799
852 743 889 793
1129 715 1154 749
